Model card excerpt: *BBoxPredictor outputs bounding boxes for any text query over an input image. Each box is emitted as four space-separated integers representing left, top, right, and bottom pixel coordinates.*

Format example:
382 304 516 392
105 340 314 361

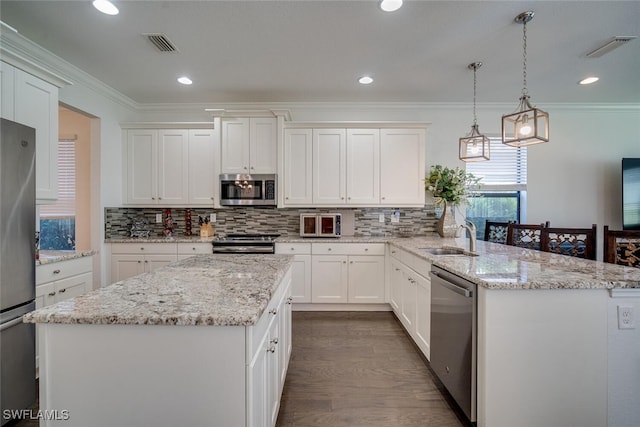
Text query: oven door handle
430 272 473 297
1 316 27 331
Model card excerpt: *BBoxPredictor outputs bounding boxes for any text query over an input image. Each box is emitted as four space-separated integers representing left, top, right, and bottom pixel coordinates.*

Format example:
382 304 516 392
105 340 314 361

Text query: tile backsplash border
105 206 438 239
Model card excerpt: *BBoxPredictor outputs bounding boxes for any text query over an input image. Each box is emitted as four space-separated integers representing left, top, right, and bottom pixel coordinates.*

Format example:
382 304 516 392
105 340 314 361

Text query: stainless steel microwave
220 174 277 206
300 213 342 237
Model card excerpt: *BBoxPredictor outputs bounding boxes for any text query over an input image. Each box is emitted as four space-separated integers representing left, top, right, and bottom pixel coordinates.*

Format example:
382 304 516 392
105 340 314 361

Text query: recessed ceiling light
358 76 373 85
379 0 403 12
177 76 193 85
579 77 599 85
92 0 119 16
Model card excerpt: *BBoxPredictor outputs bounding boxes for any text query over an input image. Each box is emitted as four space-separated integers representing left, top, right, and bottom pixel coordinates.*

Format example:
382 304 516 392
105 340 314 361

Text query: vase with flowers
424 165 481 237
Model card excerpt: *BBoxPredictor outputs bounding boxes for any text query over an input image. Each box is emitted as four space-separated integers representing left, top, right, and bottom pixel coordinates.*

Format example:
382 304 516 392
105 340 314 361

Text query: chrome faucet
459 220 477 254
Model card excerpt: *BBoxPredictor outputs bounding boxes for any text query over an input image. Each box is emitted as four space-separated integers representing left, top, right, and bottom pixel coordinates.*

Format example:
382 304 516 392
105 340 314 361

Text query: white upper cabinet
283 128 313 205
282 124 424 207
157 129 189 205
346 129 380 205
187 129 216 205
2 62 59 202
313 128 346 204
221 117 276 174
124 127 214 206
380 128 426 206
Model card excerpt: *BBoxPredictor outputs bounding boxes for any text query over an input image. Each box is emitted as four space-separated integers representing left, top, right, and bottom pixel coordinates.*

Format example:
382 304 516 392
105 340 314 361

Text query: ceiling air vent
143 33 178 52
586 36 637 58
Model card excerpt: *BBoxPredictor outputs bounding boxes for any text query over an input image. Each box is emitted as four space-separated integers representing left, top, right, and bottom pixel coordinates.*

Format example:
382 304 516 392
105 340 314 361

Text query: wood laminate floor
276 311 470 427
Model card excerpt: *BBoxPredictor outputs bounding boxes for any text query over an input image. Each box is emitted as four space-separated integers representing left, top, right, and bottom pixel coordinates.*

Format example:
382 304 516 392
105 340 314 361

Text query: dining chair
603 226 640 268
506 221 550 250
483 220 512 244
540 224 597 260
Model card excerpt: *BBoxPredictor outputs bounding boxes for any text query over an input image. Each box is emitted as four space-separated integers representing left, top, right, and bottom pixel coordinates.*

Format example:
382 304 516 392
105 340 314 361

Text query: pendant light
502 11 549 147
459 62 490 162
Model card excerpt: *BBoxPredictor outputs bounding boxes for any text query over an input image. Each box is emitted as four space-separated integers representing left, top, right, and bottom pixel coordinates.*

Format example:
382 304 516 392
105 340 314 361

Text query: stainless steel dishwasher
430 265 477 423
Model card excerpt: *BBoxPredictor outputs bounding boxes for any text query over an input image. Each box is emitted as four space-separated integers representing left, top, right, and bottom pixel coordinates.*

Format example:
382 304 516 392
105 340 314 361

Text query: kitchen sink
420 247 477 256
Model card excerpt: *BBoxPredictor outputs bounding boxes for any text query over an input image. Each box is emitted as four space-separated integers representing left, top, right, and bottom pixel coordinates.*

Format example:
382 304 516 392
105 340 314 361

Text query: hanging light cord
472 65 478 126
521 19 528 96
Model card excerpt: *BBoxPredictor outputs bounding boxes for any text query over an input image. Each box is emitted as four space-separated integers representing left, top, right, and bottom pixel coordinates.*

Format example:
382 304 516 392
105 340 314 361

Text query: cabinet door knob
286 297 293 304
53 269 61 274
145 260 148 263
192 247 196 251
382 197 386 200
350 261 353 264
140 247 144 251
327 248 332 251
271 338 279 345
269 308 277 315
152 197 156 200
365 248 369 251
158 197 162 200
267 346 276 354
210 197 214 200
137 260 141 264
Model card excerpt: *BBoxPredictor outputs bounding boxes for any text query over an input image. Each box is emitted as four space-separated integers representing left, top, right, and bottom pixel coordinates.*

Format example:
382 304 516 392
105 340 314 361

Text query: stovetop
214 233 280 242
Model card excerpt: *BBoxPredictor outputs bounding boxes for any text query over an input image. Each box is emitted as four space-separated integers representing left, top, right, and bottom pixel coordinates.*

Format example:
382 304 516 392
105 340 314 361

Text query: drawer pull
59 288 66 293
328 248 332 251
365 248 369 251
271 338 279 345
192 247 196 251
137 260 141 264
53 269 61 274
48 292 56 297
267 346 276 354
286 297 293 304
269 308 277 315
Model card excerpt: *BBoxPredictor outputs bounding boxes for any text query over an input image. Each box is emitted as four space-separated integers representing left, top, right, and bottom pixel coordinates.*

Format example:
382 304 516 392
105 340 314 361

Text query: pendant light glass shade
502 11 549 147
460 62 490 162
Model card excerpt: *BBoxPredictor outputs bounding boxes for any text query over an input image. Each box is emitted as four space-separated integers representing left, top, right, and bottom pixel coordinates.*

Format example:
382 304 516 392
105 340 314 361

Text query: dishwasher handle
431 271 473 297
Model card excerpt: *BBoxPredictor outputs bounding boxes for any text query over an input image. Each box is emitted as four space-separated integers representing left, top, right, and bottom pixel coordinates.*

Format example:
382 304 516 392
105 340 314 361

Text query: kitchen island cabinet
26 254 293 427
388 237 640 427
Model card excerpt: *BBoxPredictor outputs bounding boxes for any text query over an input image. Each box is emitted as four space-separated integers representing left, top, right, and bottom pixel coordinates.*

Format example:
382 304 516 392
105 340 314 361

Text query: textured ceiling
1 0 639 104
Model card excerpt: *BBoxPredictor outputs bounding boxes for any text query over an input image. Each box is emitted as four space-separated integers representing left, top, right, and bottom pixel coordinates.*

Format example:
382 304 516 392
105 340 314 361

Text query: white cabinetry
282 124 424 207
389 246 431 359
282 128 313 205
1 61 59 202
110 243 178 283
35 256 93 369
247 272 292 427
221 117 277 174
380 128 425 205
310 243 385 304
275 243 311 303
177 242 212 260
123 127 215 206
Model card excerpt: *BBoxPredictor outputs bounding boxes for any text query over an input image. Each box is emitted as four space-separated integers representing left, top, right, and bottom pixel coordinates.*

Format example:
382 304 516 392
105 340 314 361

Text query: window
39 139 76 250
465 137 527 239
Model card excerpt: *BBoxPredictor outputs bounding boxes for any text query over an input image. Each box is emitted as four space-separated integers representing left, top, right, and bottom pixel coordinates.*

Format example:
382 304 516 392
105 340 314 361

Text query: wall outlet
391 210 400 223
378 213 385 223
618 305 635 329
210 213 216 223
155 213 162 223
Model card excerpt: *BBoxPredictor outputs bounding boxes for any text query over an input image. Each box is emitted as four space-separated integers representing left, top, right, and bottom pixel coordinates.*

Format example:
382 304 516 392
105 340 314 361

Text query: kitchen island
25 254 294 427
388 236 640 427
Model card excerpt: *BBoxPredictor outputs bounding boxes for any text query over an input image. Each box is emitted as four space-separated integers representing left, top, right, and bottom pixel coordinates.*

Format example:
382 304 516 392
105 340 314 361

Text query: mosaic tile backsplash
104 206 438 239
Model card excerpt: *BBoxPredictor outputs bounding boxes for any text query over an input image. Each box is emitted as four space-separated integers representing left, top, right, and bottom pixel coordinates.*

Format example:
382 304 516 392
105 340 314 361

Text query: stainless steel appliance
299 213 341 237
212 234 280 254
219 174 277 206
430 265 477 423
0 119 36 425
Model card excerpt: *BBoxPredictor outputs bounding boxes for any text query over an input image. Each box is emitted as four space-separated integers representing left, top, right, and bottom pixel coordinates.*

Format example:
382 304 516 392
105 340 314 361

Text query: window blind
466 137 527 191
40 140 76 218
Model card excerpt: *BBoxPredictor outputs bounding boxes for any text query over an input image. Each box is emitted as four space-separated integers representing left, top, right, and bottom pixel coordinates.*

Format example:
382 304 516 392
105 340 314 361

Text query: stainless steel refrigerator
0 118 36 425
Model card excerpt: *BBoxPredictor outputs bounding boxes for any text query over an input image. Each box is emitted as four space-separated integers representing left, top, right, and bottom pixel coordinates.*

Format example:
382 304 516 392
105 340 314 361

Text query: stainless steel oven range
211 234 280 254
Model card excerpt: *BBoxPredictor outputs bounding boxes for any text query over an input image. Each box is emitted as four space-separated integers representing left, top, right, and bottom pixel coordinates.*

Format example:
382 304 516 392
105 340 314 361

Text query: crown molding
0 27 138 112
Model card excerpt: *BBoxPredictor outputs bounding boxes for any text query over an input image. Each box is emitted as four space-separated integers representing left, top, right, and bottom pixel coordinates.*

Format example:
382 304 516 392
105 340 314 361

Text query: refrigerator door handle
0 316 26 331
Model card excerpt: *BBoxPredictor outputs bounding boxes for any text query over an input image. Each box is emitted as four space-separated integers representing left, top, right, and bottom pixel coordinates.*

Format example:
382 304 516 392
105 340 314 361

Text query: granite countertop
24 254 294 326
37 250 96 265
388 235 640 291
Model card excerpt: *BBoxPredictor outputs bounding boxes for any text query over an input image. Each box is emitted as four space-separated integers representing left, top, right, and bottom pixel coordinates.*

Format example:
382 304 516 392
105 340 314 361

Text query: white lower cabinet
247 271 292 427
35 256 93 370
275 243 311 303
310 243 385 304
110 243 178 283
389 247 431 360
177 242 212 260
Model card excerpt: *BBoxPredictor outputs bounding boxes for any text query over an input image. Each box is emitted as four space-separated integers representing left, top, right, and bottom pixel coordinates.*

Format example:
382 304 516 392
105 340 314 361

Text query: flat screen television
622 158 640 230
